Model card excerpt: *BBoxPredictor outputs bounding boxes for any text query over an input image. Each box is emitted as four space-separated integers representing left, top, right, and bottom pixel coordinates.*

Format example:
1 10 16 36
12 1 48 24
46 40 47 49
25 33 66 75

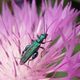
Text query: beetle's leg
32 52 38 60
40 47 46 57
40 47 45 50
37 35 39 38
42 42 45 44
22 45 30 56
23 45 30 51
27 59 31 66
42 40 52 44
28 52 38 65
24 64 31 69
46 40 52 42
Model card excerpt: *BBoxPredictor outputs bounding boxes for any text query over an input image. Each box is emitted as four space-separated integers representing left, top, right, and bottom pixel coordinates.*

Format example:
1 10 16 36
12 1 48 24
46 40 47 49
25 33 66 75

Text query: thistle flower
0 0 80 80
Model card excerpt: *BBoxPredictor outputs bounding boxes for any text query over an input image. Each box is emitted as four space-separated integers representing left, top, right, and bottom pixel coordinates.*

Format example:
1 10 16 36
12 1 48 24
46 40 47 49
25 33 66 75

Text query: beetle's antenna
46 19 57 33
42 9 57 34
26 32 34 42
42 10 46 34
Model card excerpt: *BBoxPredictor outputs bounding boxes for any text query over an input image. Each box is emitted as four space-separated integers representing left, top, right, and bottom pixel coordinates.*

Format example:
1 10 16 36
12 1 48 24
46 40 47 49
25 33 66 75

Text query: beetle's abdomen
20 41 40 64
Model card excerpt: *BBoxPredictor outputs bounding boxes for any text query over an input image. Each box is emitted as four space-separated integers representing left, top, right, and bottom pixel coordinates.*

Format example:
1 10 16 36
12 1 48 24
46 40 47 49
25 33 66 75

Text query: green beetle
20 34 47 65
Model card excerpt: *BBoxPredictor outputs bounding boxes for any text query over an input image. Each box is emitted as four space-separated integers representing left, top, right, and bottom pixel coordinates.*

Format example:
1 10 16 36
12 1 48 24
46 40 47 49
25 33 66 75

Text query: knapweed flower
0 0 80 80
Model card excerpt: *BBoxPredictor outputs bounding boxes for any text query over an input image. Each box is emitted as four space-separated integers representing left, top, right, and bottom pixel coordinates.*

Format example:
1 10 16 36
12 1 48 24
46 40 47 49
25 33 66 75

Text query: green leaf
72 44 80 56
51 36 60 46
54 71 68 78
46 71 68 78
72 77 80 80
62 47 66 53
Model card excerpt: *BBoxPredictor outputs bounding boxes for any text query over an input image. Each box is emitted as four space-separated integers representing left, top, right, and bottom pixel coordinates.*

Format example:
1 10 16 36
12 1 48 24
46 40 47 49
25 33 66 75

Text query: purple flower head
0 0 80 80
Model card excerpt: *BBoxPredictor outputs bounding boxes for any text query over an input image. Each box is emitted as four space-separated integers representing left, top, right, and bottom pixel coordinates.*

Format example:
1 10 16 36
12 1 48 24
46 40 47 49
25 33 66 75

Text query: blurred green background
0 0 80 11
0 0 80 21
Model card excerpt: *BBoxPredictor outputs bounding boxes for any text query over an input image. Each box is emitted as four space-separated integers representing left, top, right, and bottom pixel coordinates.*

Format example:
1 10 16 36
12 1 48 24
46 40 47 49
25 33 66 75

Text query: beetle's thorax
36 33 48 43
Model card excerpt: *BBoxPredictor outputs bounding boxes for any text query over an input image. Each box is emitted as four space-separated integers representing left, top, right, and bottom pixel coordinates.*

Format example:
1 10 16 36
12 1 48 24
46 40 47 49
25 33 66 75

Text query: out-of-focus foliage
0 0 80 11
0 0 2 13
7 0 79 21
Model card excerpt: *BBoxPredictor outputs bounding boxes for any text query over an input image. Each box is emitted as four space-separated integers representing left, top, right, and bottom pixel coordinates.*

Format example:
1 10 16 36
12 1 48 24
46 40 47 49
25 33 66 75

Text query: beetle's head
40 33 48 39
37 33 48 43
